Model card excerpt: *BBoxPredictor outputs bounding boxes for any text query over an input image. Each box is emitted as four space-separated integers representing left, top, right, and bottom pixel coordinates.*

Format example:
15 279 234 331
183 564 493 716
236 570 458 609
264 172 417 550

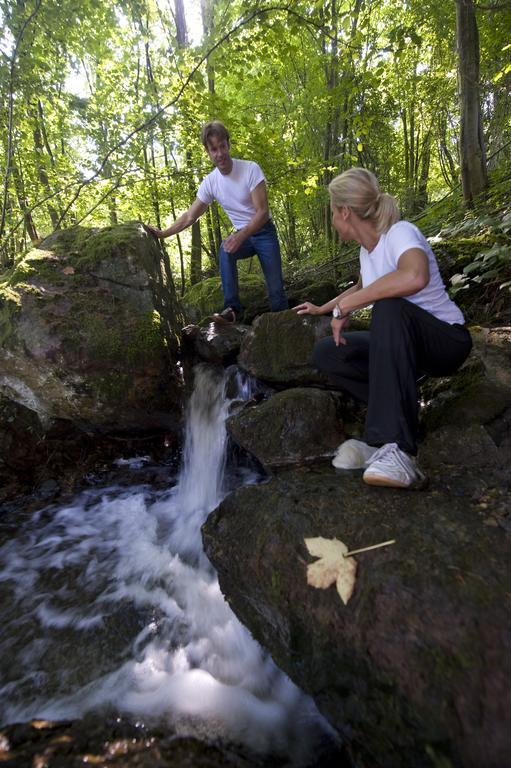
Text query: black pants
312 298 472 454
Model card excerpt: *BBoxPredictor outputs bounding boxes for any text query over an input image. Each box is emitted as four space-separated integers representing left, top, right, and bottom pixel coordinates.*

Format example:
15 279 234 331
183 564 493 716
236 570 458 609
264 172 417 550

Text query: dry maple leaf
304 536 357 605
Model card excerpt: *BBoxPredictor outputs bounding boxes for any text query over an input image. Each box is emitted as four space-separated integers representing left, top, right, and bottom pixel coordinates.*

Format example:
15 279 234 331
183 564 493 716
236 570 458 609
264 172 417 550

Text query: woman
294 168 472 489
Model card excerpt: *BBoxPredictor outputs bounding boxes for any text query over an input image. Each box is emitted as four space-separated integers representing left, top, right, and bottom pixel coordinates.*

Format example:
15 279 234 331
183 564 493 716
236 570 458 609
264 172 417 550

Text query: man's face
206 134 232 174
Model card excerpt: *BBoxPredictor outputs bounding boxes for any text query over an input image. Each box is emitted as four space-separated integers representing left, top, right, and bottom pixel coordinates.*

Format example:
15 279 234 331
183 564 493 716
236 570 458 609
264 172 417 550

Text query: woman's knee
372 297 406 321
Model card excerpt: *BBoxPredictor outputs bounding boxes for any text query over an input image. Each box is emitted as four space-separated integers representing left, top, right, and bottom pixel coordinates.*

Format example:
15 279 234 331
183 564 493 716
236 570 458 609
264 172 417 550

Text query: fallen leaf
62 266 75 275
304 537 357 605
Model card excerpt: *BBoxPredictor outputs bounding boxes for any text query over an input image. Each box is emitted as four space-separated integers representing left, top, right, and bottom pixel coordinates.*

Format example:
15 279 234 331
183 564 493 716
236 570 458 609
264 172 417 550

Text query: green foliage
0 0 510 300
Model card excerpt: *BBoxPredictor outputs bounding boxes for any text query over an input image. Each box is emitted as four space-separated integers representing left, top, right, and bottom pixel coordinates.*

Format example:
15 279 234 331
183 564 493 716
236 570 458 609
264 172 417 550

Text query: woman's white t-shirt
359 221 464 325
197 159 266 230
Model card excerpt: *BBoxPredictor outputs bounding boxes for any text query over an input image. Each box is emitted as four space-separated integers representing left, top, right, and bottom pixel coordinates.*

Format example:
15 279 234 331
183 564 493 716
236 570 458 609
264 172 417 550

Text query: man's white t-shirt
359 221 464 325
197 158 266 230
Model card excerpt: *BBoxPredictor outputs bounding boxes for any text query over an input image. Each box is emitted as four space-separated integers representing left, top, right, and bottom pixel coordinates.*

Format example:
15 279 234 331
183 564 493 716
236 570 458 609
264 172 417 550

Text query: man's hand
145 224 166 238
294 301 321 315
223 230 247 253
331 316 350 346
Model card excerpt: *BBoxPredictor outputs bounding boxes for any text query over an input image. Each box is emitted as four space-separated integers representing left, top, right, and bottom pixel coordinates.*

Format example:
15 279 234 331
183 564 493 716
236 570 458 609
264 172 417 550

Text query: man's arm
222 180 270 253
146 197 209 238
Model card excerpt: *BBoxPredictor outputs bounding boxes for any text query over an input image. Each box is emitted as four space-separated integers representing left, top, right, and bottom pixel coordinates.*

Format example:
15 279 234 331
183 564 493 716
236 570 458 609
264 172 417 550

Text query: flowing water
0 365 338 764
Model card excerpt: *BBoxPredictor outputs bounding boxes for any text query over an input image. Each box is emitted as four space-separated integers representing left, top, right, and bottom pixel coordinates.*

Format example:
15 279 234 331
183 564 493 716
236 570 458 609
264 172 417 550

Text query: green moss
0 285 22 346
271 570 281 596
89 371 133 403
182 274 268 322
76 223 145 271
70 303 164 367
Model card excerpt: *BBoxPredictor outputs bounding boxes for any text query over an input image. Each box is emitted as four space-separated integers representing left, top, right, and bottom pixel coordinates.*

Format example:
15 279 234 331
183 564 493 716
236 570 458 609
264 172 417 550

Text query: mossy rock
0 223 184 432
227 388 345 467
203 456 511 768
421 326 511 432
182 274 269 323
238 310 333 386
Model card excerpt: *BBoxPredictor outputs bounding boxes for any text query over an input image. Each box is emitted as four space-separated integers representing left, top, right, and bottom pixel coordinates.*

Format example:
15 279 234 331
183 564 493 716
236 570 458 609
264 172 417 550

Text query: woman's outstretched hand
293 301 321 315
331 316 350 346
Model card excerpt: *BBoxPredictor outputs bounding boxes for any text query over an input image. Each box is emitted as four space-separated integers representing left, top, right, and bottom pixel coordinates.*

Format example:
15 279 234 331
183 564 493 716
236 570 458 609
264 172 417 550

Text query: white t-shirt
197 158 266 230
359 221 464 324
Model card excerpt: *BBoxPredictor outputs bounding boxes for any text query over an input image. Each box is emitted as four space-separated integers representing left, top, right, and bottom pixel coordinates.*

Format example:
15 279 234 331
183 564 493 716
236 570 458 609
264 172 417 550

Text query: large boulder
226 388 346 467
203 448 511 768
0 223 185 432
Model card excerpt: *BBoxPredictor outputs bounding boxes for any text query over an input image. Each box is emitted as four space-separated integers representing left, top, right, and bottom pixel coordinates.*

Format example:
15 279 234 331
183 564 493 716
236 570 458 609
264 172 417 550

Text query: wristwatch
332 304 343 319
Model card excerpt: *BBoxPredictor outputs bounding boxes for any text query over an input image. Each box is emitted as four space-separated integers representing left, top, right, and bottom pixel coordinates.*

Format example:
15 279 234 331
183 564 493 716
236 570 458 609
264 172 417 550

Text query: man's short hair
201 121 230 149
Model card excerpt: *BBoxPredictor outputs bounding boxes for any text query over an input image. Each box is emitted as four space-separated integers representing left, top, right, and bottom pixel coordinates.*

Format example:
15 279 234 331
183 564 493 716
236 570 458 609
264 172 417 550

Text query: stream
0 364 339 765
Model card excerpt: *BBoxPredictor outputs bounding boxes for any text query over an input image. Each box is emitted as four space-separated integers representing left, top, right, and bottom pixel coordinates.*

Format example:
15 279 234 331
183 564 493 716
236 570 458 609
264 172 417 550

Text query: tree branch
474 1 511 9
52 4 332 229
1 4 333 246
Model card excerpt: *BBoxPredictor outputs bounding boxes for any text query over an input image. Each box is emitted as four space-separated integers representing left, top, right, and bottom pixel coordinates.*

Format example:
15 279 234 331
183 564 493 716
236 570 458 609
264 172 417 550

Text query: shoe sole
363 473 410 488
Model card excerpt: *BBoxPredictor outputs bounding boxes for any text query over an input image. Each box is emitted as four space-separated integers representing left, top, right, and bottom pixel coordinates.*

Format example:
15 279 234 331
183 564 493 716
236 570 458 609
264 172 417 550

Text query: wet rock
35 478 61 500
0 223 184 433
226 388 345 467
422 326 511 431
237 310 370 387
0 715 261 767
237 311 332 386
203 457 511 768
182 321 250 364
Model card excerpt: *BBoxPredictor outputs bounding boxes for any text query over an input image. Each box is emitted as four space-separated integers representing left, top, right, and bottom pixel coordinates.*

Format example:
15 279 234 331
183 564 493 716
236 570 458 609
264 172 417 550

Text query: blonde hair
328 168 400 234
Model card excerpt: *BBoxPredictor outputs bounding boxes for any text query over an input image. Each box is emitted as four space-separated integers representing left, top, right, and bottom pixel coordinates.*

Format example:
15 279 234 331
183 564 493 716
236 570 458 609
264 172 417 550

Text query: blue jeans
219 221 288 312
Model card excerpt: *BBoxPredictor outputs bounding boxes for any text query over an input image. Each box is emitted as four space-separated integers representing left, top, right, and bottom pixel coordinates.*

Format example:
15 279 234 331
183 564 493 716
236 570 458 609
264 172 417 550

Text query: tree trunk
205 206 219 270
455 0 488 205
174 0 188 48
190 220 202 285
32 114 60 229
212 202 223 251
201 0 216 93
11 160 38 243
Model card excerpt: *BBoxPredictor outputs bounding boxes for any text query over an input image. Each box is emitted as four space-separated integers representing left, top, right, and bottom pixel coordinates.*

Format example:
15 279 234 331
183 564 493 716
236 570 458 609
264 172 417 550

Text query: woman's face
331 203 350 240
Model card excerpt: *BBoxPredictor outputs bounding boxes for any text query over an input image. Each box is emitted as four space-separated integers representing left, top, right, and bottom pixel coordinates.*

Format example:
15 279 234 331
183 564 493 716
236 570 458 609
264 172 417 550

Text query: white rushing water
0 365 336 764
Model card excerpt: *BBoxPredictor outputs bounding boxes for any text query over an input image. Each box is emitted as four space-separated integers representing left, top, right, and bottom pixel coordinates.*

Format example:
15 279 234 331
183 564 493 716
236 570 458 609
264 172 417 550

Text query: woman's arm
293 275 363 316
335 248 429 315
294 249 429 346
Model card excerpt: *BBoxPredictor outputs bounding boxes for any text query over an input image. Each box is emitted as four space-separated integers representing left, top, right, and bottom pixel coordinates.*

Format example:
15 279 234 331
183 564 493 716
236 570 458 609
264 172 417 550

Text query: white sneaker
332 439 378 470
363 442 425 488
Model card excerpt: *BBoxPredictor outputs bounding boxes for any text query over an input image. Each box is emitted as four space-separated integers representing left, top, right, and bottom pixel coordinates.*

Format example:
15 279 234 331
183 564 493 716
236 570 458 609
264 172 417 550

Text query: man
146 121 288 322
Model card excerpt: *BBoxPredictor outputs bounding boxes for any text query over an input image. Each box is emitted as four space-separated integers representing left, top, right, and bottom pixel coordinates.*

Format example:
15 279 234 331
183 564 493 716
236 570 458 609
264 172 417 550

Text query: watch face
333 306 340 318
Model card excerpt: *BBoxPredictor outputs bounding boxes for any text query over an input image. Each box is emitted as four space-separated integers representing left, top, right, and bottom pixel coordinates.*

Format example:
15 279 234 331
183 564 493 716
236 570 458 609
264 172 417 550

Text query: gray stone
203 457 511 768
182 321 250 364
237 311 332 386
0 223 185 432
227 388 345 467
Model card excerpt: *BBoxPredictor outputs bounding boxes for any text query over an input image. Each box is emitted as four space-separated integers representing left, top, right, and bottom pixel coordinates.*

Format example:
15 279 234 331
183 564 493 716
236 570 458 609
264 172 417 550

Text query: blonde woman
294 168 472 488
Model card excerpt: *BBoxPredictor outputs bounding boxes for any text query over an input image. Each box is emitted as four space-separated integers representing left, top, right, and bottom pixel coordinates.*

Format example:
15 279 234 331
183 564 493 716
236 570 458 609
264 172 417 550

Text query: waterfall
0 364 338 764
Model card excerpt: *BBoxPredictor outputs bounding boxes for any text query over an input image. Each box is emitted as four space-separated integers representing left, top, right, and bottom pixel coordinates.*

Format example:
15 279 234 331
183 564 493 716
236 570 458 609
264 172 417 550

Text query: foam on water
0 365 337 763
